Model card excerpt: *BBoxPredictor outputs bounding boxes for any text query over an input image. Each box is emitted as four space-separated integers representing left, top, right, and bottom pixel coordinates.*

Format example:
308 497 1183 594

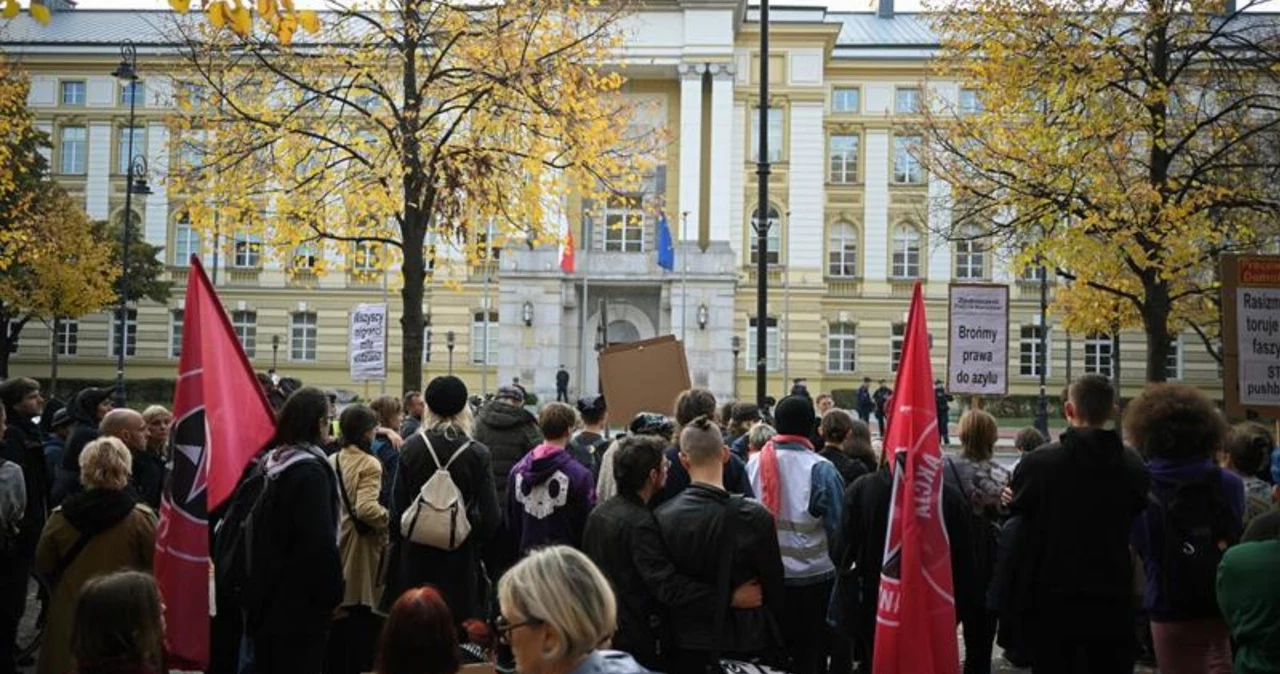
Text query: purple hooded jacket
507 444 597 555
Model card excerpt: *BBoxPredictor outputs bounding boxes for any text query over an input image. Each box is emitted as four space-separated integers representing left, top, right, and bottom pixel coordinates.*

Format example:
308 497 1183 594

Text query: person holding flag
834 283 979 674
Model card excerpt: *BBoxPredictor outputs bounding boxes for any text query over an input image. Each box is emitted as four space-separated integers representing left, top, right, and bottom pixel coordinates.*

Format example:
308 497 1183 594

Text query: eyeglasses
492 614 543 645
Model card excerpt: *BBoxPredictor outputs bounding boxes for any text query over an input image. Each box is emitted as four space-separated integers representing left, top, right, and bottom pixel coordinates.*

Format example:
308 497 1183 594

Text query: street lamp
521 301 534 327
446 330 456 375
731 335 742 401
697 303 709 330
272 334 280 370
113 41 146 408
754 0 772 408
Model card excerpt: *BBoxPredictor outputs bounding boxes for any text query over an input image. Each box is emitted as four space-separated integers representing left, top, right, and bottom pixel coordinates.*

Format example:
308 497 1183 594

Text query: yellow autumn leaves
196 0 319 43
3 0 49 25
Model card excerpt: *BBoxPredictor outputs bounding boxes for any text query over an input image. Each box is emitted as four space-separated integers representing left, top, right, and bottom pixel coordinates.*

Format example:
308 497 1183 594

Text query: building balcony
827 278 863 297
226 268 261 285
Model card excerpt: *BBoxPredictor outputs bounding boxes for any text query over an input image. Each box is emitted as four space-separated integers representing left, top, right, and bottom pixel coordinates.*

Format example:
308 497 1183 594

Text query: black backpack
1149 468 1241 616
212 458 274 614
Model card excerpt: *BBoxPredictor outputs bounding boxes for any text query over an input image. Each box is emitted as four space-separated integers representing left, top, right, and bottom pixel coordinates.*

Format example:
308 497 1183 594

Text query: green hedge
831 388 1062 420
37 378 175 407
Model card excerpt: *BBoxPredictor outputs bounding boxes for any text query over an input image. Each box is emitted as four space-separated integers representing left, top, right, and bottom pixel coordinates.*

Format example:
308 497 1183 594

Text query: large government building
2 1 1222 404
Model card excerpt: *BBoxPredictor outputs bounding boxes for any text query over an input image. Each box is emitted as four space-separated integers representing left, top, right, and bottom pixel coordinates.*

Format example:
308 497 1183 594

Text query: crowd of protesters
2 371 1280 674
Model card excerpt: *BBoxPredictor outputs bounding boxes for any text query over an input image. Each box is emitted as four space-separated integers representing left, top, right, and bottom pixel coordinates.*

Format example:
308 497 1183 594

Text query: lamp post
272 334 280 371
112 41 143 408
731 335 741 401
1035 262 1049 438
446 330 456 375
754 0 771 408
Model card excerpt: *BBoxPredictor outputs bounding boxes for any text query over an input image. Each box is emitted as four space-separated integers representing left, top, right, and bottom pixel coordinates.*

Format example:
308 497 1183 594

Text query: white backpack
400 433 472 551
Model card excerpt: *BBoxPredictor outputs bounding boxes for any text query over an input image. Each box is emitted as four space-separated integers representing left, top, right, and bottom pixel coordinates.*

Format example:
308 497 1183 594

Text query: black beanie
774 395 814 437
424 376 469 418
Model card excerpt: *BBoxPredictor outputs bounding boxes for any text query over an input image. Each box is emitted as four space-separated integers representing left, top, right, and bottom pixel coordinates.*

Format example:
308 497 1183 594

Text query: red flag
872 282 959 674
154 255 276 669
559 227 575 273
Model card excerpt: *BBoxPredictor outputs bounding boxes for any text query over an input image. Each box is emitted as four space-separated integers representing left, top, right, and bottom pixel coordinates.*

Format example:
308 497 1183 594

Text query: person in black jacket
651 389 753 508
817 409 868 487
582 434 669 670
52 386 114 505
556 366 571 403
639 417 784 673
247 387 345 674
383 375 500 624
935 380 954 446
1007 374 1149 674
100 409 164 510
473 386 541 505
0 377 48 674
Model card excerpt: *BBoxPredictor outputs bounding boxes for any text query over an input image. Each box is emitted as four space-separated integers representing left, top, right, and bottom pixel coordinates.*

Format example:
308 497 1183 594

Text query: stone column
708 63 734 244
677 63 705 240
863 129 890 282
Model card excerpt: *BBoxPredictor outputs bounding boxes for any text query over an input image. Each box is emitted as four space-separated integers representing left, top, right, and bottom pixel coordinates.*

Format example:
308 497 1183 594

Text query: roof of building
1 10 182 46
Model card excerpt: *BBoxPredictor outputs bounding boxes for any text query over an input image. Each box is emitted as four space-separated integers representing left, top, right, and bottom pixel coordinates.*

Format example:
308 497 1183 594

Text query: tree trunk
51 317 61 397
0 311 25 379
1142 280 1173 384
401 211 427 393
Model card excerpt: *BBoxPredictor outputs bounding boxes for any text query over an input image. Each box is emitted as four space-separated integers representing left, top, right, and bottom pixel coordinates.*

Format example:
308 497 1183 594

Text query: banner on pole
946 284 1009 396
349 303 388 381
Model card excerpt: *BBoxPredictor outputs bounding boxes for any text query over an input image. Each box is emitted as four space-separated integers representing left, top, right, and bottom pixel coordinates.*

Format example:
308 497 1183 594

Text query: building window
60 126 86 175
827 323 857 373
1165 336 1181 380
746 317 780 371
895 87 922 114
471 311 499 365
290 312 318 361
120 80 145 107
174 216 200 266
832 87 860 113
1019 324 1049 377
475 229 501 261
891 225 921 278
293 243 318 270
1084 333 1113 378
352 241 378 271
170 310 184 358
954 226 987 280
61 80 85 106
828 221 858 278
959 88 981 115
829 135 859 184
117 126 146 174
892 135 923 185
1021 265 1048 282
602 196 645 253
891 322 906 373
232 310 257 358
109 309 138 357
751 106 784 163
55 320 78 357
749 206 782 266
233 232 262 268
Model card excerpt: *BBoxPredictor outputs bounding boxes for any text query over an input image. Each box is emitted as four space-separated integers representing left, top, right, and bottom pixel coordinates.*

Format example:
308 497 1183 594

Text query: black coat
383 430 500 621
556 370 570 387
819 445 871 487
639 483 785 656
1 411 49 552
129 450 166 511
472 402 541 505
248 449 344 637
583 493 665 670
650 446 753 509
1008 428 1149 610
53 423 98 505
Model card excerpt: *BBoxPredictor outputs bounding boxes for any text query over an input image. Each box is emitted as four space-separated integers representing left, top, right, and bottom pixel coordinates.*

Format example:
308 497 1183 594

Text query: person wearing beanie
52 386 115 505
382 376 500 624
746 395 845 674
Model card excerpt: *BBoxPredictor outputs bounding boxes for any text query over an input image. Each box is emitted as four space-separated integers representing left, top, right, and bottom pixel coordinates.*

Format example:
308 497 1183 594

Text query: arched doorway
606 319 641 346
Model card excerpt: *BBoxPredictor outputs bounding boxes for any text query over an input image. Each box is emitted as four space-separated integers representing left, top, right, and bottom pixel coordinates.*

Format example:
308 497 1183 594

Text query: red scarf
759 434 815 516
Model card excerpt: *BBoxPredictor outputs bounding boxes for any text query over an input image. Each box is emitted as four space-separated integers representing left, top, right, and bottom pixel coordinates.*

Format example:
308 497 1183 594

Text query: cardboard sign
598 335 692 428
1222 255 1280 418
946 284 1010 396
349 303 388 382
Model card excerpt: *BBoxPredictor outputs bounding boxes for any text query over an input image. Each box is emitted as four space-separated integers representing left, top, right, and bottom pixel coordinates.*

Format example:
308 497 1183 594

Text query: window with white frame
293 243 318 270
891 322 906 373
471 311 499 364
891 225 921 278
746 317 780 371
476 229 502 261
892 135 923 184
120 81 145 107
959 88 982 115
832 87 860 113
895 87 922 114
751 107 784 163
352 241 378 271
1084 333 1114 378
117 126 146 174
60 126 86 174
603 196 645 253
828 221 858 278
954 226 987 280
827 323 857 373
1164 336 1181 380
290 312 318 361
750 205 782 265
170 310 183 358
109 309 138 357
1019 324 1049 377
829 135 859 184
55 320 78 357
232 310 257 358
1021 265 1048 281
233 232 262 268
174 216 200 266
61 80 85 106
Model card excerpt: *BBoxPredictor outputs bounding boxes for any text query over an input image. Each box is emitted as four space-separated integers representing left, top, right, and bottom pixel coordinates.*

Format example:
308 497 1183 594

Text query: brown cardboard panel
599 335 692 427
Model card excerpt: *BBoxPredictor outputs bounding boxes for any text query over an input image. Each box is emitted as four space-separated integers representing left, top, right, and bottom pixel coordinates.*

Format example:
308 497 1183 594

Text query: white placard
1237 288 1280 405
349 303 388 382
947 284 1009 396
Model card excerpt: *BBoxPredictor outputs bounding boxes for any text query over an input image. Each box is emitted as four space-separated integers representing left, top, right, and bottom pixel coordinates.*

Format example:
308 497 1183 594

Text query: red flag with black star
154 255 275 669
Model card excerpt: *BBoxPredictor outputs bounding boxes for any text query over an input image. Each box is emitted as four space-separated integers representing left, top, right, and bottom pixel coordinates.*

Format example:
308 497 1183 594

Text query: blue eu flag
656 214 675 271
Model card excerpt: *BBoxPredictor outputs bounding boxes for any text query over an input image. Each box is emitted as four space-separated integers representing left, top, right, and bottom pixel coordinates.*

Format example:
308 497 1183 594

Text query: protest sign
946 284 1009 396
349 303 388 381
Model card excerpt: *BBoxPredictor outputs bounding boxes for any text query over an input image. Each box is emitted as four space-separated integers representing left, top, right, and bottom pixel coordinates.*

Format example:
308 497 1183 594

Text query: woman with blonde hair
139 405 172 458
35 436 156 674
496 546 650 674
382 376 500 626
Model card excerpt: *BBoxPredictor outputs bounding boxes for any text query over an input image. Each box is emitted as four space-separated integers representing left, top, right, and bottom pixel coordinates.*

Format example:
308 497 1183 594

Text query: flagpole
482 220 493 397
680 211 689 346
580 218 590 401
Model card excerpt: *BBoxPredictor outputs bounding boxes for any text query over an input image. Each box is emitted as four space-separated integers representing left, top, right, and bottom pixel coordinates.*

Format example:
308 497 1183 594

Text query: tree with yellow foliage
166 0 652 389
921 0 1280 382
